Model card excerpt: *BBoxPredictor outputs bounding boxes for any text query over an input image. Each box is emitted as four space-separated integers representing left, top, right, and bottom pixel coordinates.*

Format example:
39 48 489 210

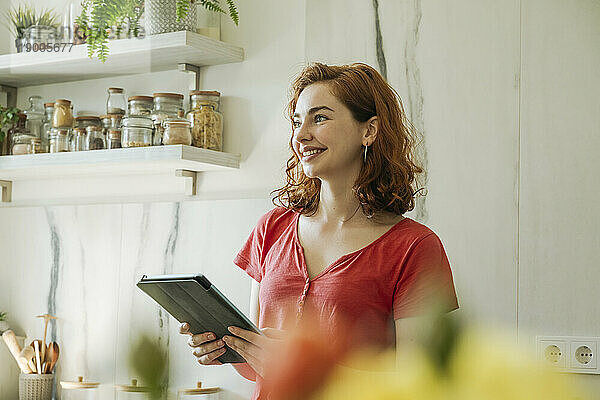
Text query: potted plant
5 4 60 52
0 312 9 333
76 0 239 62
0 106 21 156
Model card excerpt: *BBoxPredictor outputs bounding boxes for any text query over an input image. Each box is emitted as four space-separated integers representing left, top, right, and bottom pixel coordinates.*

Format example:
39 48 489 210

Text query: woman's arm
232 280 260 381
395 316 433 366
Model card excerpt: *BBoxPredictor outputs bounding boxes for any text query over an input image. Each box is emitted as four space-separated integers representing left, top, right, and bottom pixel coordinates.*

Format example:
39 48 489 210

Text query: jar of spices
49 128 71 153
107 129 122 149
11 134 37 155
41 102 54 151
53 99 74 128
24 95 44 138
71 128 88 151
60 376 100 400
32 137 43 153
107 87 126 115
115 379 151 400
128 96 153 116
86 126 106 150
75 116 101 130
163 118 192 145
177 382 220 400
151 93 184 145
187 91 223 151
121 116 153 147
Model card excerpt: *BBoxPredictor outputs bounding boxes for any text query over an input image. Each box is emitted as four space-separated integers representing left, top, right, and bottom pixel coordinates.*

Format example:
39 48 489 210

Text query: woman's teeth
302 149 325 157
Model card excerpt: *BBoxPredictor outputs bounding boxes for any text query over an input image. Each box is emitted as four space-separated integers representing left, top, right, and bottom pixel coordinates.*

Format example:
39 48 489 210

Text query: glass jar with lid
177 382 220 400
24 95 44 138
11 134 37 155
86 126 106 150
107 87 126 115
53 99 74 128
41 102 55 151
115 379 151 400
49 128 71 153
151 93 184 145
107 129 122 149
71 128 88 151
60 376 100 400
121 116 153 147
163 118 192 145
75 116 101 130
6 113 29 155
187 91 223 151
101 114 123 134
128 96 153 116
31 137 43 153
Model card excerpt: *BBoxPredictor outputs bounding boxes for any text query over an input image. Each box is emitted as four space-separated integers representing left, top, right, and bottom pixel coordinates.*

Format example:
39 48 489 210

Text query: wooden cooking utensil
34 341 42 375
36 314 56 363
30 339 44 365
18 346 35 374
44 342 59 374
1 330 30 374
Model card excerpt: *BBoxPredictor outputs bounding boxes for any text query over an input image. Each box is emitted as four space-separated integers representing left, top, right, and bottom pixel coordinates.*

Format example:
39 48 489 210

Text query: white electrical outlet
537 336 600 374
570 340 597 370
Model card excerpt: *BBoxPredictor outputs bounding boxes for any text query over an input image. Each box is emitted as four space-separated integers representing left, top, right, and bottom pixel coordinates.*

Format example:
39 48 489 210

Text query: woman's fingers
192 339 225 357
179 322 191 335
227 326 269 348
198 347 226 365
187 332 217 348
223 335 262 360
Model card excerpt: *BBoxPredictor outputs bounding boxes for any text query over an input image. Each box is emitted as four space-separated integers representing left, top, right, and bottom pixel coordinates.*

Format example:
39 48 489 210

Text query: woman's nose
293 121 312 143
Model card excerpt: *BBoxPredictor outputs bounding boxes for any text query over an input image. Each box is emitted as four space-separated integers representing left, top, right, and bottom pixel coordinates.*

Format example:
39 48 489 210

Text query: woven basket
19 374 53 400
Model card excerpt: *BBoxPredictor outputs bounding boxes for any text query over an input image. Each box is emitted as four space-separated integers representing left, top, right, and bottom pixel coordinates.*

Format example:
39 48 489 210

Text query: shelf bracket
178 63 201 91
0 85 18 108
0 180 12 202
175 169 197 196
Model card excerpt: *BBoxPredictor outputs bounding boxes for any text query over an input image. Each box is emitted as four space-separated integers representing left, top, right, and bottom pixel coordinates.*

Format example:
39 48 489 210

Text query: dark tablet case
137 273 261 364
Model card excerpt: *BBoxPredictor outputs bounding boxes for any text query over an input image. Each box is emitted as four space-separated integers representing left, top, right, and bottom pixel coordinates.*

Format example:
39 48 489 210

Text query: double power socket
537 336 599 374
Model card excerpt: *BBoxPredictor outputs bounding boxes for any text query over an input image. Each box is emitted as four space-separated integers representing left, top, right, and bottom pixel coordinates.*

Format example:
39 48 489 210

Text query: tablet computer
137 273 261 364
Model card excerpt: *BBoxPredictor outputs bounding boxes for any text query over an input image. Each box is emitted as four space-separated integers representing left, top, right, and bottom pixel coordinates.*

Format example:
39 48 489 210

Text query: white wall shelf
0 31 244 88
0 145 240 207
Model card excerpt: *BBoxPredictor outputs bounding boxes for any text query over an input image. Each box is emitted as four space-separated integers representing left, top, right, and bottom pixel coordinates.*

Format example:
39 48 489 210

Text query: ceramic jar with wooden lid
115 379 152 400
177 381 220 400
60 376 100 400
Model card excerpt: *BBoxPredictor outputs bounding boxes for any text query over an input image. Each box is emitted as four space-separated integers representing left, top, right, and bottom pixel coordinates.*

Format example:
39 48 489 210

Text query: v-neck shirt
233 207 459 397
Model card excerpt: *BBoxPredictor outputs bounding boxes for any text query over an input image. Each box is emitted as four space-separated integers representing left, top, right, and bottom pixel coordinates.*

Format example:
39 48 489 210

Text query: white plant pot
144 0 197 36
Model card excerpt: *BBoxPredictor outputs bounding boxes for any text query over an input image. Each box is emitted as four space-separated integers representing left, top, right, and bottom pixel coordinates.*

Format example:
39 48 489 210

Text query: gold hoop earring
363 144 368 163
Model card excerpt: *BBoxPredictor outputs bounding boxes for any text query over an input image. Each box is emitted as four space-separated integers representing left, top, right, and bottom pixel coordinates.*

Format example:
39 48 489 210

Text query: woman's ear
363 116 379 146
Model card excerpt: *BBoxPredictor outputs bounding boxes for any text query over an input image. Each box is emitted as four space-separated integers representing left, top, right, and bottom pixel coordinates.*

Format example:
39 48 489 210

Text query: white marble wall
0 199 272 399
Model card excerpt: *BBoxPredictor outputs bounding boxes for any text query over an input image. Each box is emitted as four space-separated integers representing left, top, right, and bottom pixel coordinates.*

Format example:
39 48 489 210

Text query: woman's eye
315 114 327 123
292 120 301 128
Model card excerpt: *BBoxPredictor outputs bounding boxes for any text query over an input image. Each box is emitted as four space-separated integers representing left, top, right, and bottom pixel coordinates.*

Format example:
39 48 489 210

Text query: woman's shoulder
386 216 442 246
254 206 297 235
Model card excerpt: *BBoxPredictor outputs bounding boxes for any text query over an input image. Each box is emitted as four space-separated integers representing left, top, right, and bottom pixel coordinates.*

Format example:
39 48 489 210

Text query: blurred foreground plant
128 335 168 400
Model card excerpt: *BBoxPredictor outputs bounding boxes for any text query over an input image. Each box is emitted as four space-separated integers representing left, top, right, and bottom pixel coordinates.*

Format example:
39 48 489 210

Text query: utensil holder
19 374 54 400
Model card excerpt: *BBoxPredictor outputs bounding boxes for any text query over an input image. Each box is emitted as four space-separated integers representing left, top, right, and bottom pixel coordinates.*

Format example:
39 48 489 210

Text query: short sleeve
393 233 459 319
233 209 277 282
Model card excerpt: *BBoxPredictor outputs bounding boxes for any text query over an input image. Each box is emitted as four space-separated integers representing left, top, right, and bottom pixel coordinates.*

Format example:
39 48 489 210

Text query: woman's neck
316 178 363 225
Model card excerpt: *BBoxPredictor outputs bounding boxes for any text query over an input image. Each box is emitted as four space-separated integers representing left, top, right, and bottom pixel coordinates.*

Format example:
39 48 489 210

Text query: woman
180 62 459 399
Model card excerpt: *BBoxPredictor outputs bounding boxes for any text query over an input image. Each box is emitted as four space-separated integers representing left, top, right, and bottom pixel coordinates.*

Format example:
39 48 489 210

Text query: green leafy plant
76 0 144 63
0 106 21 143
77 0 239 62
5 4 60 39
176 0 239 25
0 312 7 321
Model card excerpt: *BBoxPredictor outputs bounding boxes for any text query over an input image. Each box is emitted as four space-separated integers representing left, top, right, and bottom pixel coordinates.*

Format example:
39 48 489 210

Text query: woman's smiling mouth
301 148 326 161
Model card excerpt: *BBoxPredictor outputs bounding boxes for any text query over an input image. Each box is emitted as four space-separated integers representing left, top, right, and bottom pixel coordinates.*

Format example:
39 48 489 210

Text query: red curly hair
271 62 424 218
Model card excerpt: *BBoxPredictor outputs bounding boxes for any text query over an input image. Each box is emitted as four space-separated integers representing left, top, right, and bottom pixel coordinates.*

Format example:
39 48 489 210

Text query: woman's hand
223 326 287 378
180 322 227 365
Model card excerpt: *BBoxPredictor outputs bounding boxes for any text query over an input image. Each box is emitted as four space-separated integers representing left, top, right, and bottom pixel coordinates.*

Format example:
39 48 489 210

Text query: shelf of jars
0 145 241 207
0 31 244 87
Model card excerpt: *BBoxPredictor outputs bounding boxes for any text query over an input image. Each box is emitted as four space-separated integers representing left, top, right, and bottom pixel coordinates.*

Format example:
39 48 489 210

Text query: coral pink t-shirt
233 207 459 399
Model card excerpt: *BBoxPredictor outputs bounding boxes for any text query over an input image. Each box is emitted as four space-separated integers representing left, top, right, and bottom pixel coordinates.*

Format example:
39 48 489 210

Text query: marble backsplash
0 198 273 399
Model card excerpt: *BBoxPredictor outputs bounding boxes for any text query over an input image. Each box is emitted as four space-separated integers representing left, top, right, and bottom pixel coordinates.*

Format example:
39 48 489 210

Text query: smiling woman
180 62 459 400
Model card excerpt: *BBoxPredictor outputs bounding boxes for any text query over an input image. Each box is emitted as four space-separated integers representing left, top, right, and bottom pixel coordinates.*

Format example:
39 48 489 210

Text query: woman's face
292 83 367 180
